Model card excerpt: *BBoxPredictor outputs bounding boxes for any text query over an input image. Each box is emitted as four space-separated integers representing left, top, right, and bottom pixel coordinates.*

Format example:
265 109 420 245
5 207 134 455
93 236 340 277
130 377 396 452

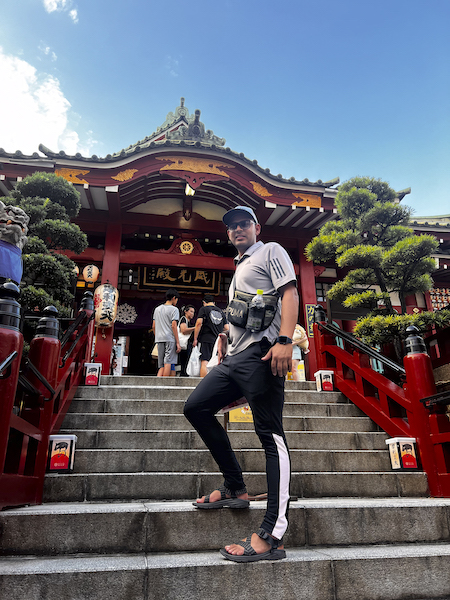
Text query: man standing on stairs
184 206 298 562
153 288 181 377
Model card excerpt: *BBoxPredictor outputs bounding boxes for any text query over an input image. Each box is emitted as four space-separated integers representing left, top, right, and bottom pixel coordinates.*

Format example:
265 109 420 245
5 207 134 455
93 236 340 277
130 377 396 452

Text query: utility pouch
227 290 279 332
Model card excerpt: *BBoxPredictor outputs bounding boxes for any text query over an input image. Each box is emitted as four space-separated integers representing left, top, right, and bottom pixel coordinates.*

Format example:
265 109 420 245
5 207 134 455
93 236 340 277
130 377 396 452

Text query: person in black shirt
193 294 228 377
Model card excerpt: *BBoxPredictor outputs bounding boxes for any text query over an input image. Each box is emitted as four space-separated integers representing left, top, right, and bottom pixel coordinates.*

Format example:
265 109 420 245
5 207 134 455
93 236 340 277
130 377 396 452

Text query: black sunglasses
227 219 255 231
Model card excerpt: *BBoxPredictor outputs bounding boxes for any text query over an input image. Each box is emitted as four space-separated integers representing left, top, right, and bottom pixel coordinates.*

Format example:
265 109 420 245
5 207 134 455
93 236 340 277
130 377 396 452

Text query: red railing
314 317 450 497
0 288 94 510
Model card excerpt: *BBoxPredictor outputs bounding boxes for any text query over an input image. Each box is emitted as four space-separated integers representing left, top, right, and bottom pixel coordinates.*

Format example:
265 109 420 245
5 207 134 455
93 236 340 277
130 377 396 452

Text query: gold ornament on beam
112 169 138 182
250 182 272 197
55 168 90 185
292 193 322 208
180 240 194 255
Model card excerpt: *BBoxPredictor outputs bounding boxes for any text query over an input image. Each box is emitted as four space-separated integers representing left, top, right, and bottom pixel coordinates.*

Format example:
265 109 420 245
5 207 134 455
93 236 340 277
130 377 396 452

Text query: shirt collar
234 240 264 265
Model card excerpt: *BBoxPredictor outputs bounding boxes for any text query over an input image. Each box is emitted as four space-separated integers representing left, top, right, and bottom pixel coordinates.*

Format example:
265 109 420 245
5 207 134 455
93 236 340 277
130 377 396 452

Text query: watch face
277 336 291 345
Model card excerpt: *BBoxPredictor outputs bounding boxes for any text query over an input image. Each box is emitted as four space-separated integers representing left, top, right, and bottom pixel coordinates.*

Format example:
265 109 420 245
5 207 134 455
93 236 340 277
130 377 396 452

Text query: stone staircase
1 376 450 600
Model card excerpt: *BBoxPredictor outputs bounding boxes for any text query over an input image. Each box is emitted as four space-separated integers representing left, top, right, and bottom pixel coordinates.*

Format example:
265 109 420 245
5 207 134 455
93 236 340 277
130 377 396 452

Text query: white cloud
165 56 179 78
0 48 96 156
38 43 58 62
69 9 78 24
43 0 78 23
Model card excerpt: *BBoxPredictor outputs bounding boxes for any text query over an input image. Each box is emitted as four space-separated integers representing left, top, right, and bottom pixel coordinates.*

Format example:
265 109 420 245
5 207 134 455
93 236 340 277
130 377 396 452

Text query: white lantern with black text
94 283 118 328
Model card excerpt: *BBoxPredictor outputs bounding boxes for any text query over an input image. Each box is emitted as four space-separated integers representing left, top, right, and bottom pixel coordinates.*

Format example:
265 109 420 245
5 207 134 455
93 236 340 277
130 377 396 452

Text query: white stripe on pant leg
272 433 290 540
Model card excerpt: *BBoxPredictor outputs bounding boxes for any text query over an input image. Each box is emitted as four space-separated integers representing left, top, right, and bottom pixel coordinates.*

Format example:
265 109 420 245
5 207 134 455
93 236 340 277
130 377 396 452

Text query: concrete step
74 385 346 404
1 543 450 600
68 398 366 418
60 429 390 450
43 470 428 503
99 375 318 391
72 448 392 474
1 499 449 557
61 412 379 433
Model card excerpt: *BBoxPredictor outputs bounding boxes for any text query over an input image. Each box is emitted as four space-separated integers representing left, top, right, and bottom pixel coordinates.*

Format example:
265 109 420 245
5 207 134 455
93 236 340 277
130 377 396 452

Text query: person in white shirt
152 288 181 377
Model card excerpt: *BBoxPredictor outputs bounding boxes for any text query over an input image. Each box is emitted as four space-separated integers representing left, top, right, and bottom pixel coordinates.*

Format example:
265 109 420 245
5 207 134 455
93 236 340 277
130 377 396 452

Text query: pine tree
306 177 450 348
3 172 88 317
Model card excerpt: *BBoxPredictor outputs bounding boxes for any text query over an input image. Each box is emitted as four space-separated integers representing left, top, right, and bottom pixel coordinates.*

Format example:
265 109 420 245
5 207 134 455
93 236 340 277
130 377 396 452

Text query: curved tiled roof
0 98 339 190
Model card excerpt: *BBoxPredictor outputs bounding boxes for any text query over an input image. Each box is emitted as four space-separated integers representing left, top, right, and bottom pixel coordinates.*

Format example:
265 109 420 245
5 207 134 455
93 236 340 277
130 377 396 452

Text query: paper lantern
83 264 99 283
94 283 119 328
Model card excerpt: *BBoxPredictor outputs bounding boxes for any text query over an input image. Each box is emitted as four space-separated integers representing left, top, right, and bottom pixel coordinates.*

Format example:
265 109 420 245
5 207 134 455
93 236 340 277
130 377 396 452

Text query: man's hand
261 343 292 377
176 343 181 353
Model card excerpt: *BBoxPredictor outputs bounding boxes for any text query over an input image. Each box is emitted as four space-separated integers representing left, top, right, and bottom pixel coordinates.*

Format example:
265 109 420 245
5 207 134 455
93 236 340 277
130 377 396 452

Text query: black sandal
220 528 286 562
192 485 249 509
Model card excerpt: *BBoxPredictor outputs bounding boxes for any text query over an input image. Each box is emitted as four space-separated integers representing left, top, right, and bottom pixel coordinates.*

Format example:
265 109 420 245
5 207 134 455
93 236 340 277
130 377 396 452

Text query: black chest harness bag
226 290 279 332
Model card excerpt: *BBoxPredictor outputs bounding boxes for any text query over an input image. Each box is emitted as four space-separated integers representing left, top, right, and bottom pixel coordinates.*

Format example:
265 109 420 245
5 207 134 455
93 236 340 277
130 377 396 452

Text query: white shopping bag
186 345 201 377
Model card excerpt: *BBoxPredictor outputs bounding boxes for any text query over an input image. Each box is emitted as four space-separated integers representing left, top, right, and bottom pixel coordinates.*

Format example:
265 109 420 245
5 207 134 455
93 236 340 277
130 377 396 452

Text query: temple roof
0 98 339 190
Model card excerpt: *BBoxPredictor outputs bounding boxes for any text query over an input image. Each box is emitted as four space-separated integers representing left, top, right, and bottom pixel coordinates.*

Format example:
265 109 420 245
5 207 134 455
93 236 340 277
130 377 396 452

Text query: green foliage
15 172 81 217
5 172 87 315
306 176 440 345
31 219 88 253
355 310 450 346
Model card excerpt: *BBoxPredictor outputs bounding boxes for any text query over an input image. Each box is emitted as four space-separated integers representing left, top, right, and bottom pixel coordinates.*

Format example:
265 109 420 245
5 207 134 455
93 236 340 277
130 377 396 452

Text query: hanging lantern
83 264 99 283
93 283 119 328
73 265 79 276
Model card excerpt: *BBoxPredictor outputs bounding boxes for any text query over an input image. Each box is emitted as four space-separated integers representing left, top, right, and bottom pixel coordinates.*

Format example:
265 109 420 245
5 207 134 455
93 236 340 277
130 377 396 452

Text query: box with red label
84 362 102 386
314 370 335 391
46 435 78 473
385 437 419 470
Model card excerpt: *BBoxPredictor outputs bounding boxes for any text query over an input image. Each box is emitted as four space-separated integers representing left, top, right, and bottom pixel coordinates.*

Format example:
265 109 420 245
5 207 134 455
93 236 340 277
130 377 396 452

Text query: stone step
100 375 318 391
68 398 365 418
74 386 346 404
43 470 428 503
61 429 390 450
61 412 379 433
72 448 392 474
1 499 449 557
1 542 450 600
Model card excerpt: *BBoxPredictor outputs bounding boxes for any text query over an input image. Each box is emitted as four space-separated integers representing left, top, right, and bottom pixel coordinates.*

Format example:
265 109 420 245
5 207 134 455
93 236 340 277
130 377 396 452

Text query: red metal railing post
313 305 336 371
27 306 61 504
402 326 441 496
0 283 23 474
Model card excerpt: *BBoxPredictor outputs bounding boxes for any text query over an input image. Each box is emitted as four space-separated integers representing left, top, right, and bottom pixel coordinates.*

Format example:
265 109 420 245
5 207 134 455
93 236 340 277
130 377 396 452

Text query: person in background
193 294 228 377
179 305 196 377
152 288 180 377
289 324 309 381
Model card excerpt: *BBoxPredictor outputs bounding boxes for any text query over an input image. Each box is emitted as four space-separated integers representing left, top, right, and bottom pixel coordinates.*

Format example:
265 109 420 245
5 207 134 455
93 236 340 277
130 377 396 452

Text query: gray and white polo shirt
227 240 296 356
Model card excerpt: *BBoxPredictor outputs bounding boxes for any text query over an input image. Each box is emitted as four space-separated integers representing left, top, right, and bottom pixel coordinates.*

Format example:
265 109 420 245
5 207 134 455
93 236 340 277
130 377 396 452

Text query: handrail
317 321 406 376
0 351 18 379
24 360 56 398
59 311 87 348
0 296 94 511
60 312 94 367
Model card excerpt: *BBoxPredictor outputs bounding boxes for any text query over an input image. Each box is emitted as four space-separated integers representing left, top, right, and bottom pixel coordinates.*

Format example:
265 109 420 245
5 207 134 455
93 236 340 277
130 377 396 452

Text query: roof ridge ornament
166 106 226 147
156 97 191 133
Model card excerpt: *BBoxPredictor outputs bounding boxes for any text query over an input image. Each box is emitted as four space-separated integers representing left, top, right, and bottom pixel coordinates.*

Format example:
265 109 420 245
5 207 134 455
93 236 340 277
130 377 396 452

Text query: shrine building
1 98 450 377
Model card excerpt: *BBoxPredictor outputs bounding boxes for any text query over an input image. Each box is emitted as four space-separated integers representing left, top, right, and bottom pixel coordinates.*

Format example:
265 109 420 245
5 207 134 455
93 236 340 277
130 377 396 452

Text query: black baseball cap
222 206 259 226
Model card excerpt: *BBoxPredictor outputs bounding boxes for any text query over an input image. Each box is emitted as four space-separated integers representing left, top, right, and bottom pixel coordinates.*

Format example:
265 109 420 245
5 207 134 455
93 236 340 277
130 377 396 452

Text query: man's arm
193 317 203 347
262 282 299 377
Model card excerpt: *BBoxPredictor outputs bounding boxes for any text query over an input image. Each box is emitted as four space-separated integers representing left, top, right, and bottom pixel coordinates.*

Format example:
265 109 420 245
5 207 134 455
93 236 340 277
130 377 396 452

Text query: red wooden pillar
298 238 318 379
94 222 122 373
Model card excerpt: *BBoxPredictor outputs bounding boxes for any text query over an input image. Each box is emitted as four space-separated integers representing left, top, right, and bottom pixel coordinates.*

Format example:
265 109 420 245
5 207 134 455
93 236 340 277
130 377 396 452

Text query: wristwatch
275 336 292 345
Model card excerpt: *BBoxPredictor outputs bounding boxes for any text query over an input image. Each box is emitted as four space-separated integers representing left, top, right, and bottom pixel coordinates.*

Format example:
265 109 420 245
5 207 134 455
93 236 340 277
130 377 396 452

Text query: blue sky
1 0 449 216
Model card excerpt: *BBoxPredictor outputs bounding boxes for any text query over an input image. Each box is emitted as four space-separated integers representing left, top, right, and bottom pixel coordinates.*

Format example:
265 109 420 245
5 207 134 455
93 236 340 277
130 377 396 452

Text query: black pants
183 339 291 540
